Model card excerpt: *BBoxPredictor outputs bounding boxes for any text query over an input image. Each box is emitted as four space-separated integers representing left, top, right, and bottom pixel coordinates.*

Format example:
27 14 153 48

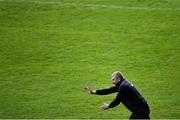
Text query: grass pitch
0 0 180 119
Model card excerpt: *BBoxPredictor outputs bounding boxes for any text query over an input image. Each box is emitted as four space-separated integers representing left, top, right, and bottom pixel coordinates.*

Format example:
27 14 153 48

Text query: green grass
0 0 180 119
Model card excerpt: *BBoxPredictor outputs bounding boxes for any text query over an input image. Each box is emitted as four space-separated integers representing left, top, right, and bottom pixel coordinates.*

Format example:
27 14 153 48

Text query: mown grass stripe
0 0 180 11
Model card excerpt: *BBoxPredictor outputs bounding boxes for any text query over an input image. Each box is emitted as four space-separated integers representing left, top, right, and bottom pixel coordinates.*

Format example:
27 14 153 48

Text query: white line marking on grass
1 0 180 11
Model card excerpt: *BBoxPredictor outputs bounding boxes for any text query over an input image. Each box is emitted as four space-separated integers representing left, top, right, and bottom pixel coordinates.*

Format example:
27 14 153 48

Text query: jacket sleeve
108 86 125 108
95 86 118 95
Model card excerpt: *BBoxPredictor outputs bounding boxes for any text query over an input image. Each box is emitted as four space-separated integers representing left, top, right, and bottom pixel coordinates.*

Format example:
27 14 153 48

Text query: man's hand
100 103 109 111
84 86 96 94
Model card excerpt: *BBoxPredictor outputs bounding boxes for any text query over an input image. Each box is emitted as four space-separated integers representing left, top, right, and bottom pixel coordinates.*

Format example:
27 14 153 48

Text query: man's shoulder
118 80 132 89
121 80 130 86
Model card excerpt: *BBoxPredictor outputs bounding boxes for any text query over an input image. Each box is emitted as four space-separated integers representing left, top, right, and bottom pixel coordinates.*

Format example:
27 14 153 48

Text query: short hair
112 71 124 80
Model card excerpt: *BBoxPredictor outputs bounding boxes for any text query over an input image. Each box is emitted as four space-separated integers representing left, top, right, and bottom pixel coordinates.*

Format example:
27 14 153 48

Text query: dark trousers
130 113 150 119
129 102 150 119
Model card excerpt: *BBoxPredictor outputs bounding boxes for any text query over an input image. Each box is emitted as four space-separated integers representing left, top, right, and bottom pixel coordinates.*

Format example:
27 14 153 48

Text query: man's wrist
107 104 110 109
91 90 96 94
106 104 110 109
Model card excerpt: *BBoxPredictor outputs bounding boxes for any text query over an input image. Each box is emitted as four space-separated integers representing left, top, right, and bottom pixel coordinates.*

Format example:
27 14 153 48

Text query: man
84 71 150 119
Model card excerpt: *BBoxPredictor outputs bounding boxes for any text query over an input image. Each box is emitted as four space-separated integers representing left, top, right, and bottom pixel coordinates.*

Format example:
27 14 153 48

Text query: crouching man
84 71 150 119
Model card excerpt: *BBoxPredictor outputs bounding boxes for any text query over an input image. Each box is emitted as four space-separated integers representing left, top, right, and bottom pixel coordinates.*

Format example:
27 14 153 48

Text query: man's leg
129 113 150 119
129 113 136 119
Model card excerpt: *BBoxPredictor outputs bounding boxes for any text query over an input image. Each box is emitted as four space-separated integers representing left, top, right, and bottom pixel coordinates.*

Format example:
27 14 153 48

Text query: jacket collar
116 79 124 86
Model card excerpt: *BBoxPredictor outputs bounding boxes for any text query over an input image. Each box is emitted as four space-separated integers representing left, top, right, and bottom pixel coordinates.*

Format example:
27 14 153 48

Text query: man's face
112 76 120 85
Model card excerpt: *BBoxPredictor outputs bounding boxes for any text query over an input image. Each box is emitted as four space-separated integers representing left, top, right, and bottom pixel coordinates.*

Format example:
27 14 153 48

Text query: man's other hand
100 103 109 111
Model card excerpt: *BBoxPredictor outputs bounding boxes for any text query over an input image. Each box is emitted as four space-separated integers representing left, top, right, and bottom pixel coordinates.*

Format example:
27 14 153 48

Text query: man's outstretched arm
95 86 119 95
84 86 118 95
